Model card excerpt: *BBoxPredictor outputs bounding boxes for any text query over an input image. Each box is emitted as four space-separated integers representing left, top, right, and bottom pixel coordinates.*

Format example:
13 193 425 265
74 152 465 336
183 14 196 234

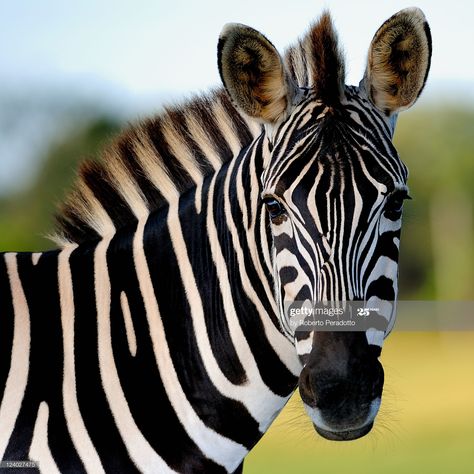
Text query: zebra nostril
299 370 350 410
298 368 317 407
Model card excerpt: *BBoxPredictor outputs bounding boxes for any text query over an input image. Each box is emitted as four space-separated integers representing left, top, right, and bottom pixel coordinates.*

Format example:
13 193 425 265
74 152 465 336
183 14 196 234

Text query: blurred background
0 1 472 472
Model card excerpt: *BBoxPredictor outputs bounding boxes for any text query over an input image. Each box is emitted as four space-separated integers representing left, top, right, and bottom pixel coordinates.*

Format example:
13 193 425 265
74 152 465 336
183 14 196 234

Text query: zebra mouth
313 421 373 441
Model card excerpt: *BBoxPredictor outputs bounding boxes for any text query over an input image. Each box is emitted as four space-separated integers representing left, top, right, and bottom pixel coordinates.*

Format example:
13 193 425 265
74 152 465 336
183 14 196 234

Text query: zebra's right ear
218 23 296 124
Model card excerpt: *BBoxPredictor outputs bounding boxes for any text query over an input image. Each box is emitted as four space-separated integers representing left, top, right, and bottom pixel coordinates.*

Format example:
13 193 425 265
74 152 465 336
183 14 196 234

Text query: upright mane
53 89 260 246
284 11 345 99
53 12 343 247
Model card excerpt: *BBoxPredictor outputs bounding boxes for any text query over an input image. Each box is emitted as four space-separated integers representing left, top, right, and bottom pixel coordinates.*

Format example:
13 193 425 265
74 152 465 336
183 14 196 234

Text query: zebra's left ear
361 8 432 116
218 23 296 123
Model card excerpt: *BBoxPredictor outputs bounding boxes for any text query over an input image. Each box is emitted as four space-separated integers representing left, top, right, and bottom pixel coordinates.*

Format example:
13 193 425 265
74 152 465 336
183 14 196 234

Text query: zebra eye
385 190 411 217
263 197 285 220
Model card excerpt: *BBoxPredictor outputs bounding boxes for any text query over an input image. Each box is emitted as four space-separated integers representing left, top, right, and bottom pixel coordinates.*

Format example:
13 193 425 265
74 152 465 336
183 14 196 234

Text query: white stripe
31 253 42 266
295 332 313 356
109 158 149 220
58 245 105 473
79 184 116 239
379 214 402 233
364 256 398 290
348 163 364 298
134 131 180 204
212 99 241 157
0 253 31 459
29 402 60 474
336 173 346 302
194 181 203 215
185 114 222 170
259 210 273 276
95 237 175 473
134 220 246 472
120 291 137 357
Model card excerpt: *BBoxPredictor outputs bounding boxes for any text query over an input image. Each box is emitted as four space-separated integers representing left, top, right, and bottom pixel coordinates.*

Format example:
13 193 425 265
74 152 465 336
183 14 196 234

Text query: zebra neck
0 136 301 471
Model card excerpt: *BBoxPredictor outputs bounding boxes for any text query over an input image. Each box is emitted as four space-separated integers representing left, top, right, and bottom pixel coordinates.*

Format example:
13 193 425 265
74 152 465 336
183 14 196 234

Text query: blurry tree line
0 117 121 251
394 105 473 300
0 104 472 300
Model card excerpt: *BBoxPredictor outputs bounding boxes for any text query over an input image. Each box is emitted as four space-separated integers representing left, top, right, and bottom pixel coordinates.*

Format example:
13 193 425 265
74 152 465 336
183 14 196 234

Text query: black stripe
182 177 248 386
189 94 233 161
116 133 165 212
144 117 195 194
55 211 100 245
80 161 137 231
366 276 396 301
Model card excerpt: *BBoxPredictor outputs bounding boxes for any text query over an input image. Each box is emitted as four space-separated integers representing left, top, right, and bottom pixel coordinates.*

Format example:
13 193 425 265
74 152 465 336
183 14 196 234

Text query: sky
0 0 473 98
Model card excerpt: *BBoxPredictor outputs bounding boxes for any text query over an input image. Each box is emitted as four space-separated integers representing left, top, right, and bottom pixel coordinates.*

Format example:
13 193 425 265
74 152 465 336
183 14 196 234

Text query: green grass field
245 332 474 473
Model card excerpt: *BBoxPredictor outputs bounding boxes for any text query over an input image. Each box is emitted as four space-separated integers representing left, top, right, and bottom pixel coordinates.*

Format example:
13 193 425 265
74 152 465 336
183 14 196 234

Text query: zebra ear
361 8 432 116
218 23 296 123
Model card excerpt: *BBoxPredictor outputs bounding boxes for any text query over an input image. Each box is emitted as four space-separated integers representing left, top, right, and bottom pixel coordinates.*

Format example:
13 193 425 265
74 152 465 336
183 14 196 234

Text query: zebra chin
303 398 381 441
313 421 374 441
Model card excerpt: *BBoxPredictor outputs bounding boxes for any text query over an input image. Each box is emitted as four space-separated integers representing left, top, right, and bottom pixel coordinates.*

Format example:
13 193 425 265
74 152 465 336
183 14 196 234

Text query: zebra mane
53 11 343 247
284 11 345 101
53 89 261 246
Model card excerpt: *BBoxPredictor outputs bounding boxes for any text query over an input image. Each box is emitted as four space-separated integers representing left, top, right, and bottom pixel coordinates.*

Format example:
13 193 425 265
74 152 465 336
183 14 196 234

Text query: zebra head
219 9 431 440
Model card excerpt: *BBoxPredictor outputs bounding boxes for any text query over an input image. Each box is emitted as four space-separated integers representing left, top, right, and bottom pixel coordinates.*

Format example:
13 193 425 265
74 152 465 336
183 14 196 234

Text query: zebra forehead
262 93 406 193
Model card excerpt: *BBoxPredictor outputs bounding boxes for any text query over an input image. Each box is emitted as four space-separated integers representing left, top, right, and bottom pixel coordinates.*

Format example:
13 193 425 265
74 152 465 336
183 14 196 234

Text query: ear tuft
363 7 432 115
218 23 294 123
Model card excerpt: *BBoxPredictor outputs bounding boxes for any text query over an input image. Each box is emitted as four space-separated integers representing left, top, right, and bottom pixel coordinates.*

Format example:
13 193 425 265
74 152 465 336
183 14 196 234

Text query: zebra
0 7 431 473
